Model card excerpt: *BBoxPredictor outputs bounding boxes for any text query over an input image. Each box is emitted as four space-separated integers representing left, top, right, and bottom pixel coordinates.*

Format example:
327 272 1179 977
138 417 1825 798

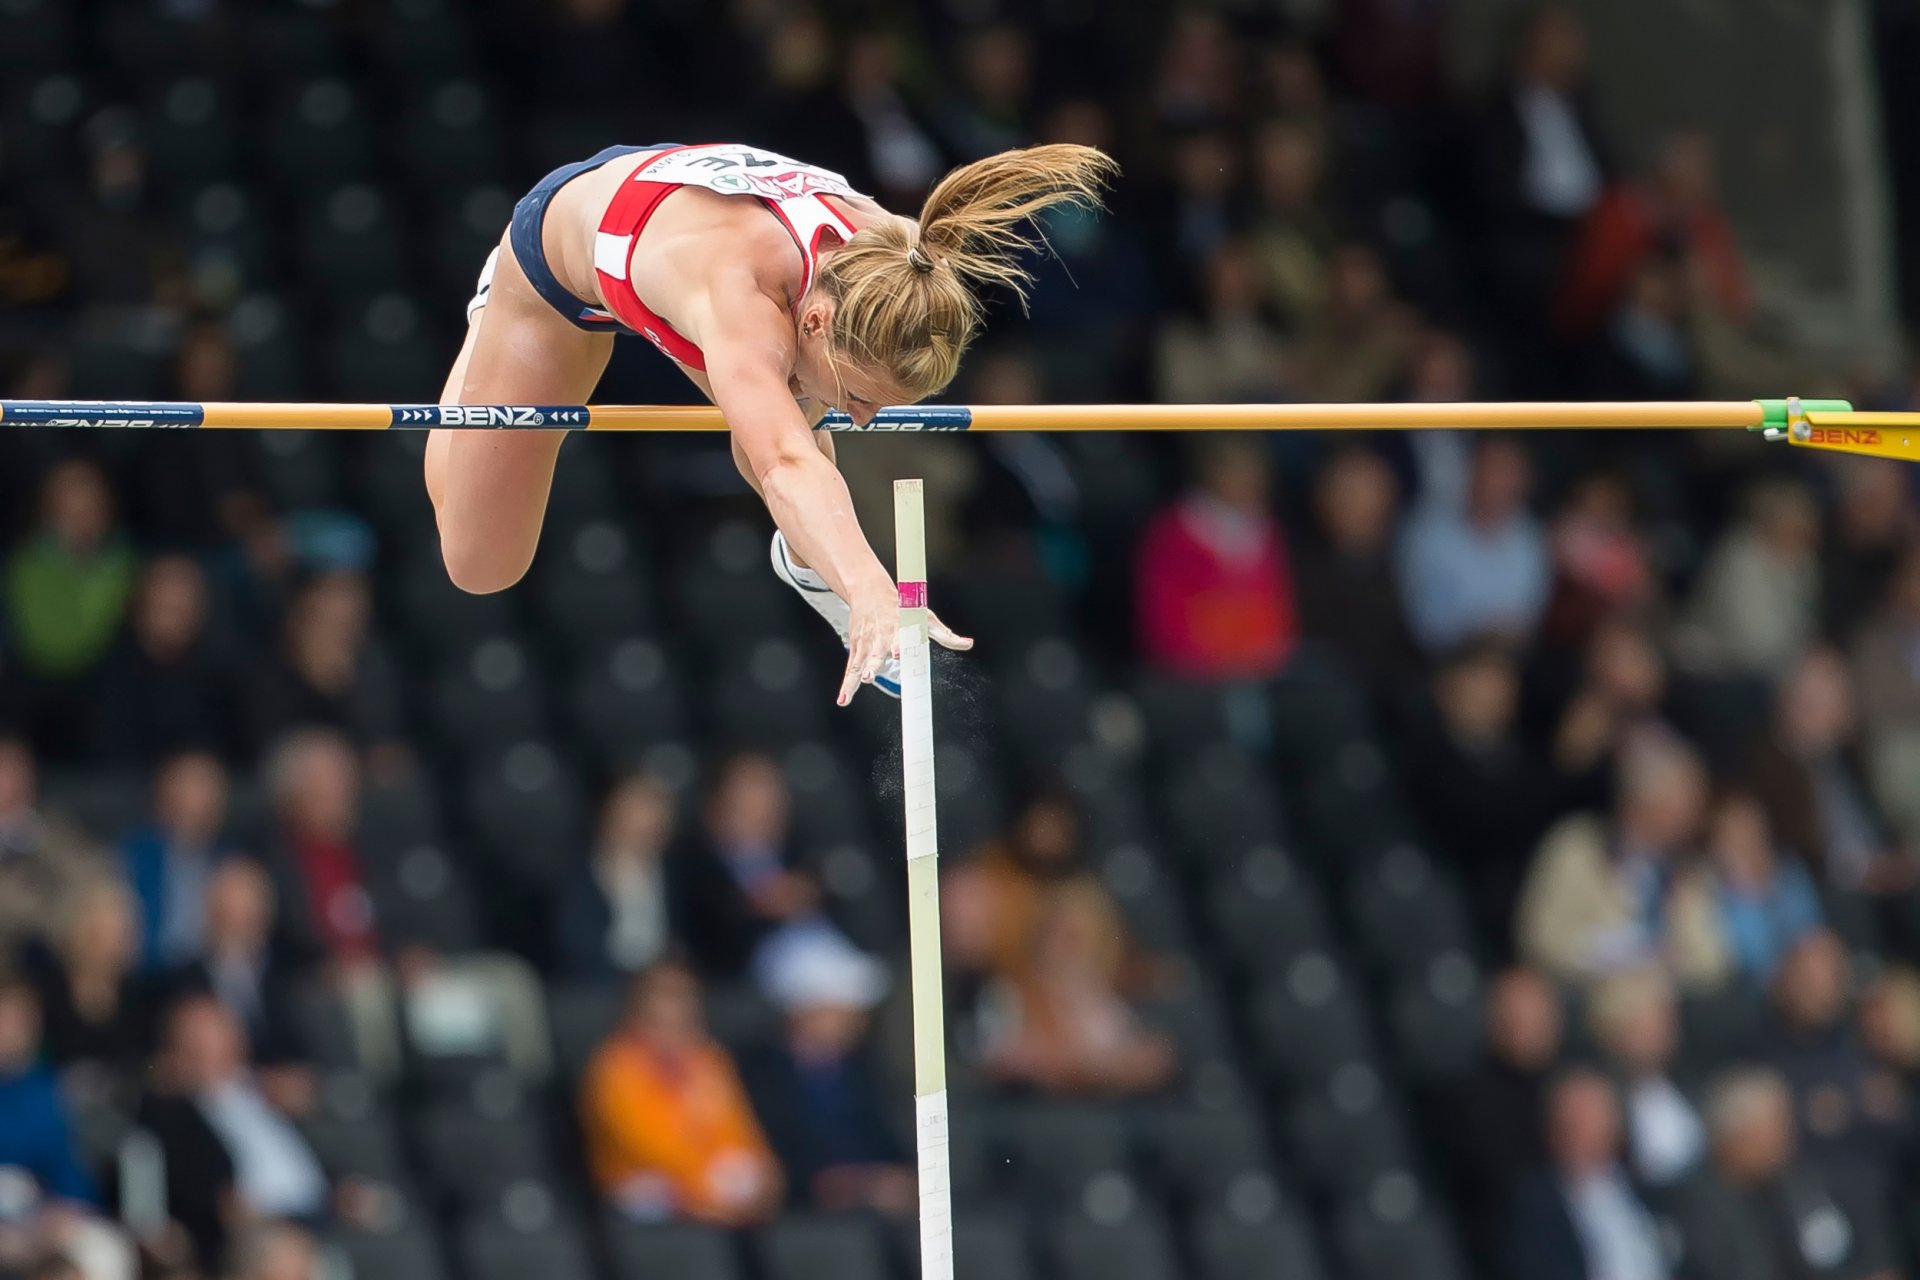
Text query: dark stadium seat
1145 1106 1278 1206
362 841 485 953
782 740 876 849
0 0 75 72
998 1103 1134 1206
1161 747 1285 867
1345 845 1478 975
415 1107 557 1216
755 1215 890 1280
604 1218 742 1280
1332 1196 1466 1280
1047 1216 1181 1280
456 1220 597 1280
949 1209 1035 1280
1284 1080 1418 1197
299 1114 411 1187
300 187 408 301
359 772 447 851
1192 1207 1327 1280
709 640 833 749
946 572 1073 652
1248 953 1376 1088
462 741 592 890
325 300 443 402
528 520 659 646
565 639 693 769
547 984 625 1086
427 637 554 754
675 521 806 653
335 1223 449 1280
142 77 240 183
993 640 1099 773
368 0 483 80
264 81 377 192
1385 953 1486 1084
398 81 507 187
1207 847 1333 971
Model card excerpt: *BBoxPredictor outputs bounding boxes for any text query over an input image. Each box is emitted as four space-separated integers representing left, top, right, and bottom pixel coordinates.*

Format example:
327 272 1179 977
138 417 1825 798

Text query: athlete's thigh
430 235 614 587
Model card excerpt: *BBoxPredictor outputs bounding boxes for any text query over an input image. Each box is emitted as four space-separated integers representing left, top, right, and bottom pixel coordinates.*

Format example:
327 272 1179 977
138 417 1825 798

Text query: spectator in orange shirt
580 959 783 1226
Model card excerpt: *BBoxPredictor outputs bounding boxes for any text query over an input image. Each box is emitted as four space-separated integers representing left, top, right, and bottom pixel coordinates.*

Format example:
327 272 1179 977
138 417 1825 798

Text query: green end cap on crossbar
1751 398 1856 432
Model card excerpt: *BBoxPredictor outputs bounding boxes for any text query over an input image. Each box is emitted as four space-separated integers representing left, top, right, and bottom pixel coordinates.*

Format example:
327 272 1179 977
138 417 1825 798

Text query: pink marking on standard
898 581 928 608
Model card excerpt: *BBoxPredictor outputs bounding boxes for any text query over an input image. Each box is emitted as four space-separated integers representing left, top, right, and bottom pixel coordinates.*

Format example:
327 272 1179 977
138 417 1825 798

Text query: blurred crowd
5 3 1920 1280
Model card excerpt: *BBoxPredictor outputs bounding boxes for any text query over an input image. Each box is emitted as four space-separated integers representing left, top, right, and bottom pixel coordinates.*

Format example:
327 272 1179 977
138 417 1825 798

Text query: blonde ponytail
815 143 1116 399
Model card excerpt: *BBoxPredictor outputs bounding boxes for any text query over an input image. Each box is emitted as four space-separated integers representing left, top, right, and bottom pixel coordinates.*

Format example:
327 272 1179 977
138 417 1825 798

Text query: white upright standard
894 478 953 1280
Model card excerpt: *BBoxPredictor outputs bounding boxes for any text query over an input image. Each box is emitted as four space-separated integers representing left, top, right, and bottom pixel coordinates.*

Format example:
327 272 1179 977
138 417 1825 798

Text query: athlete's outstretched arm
704 302 897 705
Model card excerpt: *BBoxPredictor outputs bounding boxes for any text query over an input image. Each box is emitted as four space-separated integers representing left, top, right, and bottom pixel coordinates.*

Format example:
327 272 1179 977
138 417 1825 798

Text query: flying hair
813 143 1117 400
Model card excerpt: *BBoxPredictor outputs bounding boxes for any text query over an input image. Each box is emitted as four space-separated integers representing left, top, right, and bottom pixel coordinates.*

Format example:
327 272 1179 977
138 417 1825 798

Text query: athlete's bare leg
427 234 613 593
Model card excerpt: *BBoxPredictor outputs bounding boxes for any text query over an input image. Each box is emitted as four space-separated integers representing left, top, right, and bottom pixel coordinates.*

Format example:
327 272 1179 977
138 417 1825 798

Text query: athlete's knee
437 524 533 595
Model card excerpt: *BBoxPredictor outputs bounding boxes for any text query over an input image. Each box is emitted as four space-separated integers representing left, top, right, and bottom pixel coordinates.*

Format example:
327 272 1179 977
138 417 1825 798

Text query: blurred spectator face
963 25 1032 111
1517 6 1587 92
1158 13 1240 115
970 351 1042 405
1252 120 1323 211
1437 644 1520 746
0 740 36 819
1622 260 1684 323
1203 240 1266 316
1407 331 1475 402
599 776 674 862
1259 42 1326 117
1467 439 1532 524
176 321 238 403
1587 620 1665 710
1775 931 1848 1032
1749 482 1820 561
1314 448 1398 555
555 0 626 26
1195 438 1270 513
627 963 705 1055
156 751 228 843
272 732 361 841
764 9 832 90
1616 735 1707 853
842 32 897 96
1707 793 1777 891
1010 794 1081 876
1548 1071 1621 1172
40 459 115 553
1326 244 1389 320
235 1222 320 1280
90 135 147 210
1890 546 1920 624
1488 968 1562 1070
1595 977 1680 1077
0 982 40 1072
63 880 137 976
1043 99 1115 153
204 860 273 956
1172 132 1239 200
1709 1072 1794 1184
1563 473 1634 531
1834 460 1911 546
168 997 245 1090
132 555 209 660
1653 132 1717 212
790 1002 870 1063
289 572 371 673
1859 972 1920 1071
706 755 789 849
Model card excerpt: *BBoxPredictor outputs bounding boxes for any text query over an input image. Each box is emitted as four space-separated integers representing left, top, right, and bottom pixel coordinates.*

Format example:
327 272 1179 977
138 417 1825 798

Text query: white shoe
770 531 902 699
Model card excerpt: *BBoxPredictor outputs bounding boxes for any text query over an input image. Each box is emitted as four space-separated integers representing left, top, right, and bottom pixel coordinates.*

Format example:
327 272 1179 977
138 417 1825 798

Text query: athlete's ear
799 296 835 340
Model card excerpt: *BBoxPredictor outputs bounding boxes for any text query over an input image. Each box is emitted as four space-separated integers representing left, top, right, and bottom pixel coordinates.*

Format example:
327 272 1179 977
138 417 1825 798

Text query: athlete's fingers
928 612 974 651
837 649 862 707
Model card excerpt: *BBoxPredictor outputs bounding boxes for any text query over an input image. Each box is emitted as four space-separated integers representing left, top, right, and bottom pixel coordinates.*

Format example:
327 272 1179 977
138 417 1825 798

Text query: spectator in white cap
741 941 914 1215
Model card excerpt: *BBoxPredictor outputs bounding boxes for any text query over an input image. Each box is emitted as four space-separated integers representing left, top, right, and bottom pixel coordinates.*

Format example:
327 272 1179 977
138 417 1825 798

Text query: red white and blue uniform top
589 143 865 371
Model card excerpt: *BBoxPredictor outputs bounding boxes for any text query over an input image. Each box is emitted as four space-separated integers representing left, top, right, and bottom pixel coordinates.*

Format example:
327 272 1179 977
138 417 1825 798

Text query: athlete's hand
840 583 900 707
929 611 974 653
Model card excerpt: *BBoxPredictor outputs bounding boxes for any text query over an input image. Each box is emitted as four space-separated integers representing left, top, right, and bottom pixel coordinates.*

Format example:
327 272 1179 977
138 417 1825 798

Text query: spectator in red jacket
1135 437 1298 679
